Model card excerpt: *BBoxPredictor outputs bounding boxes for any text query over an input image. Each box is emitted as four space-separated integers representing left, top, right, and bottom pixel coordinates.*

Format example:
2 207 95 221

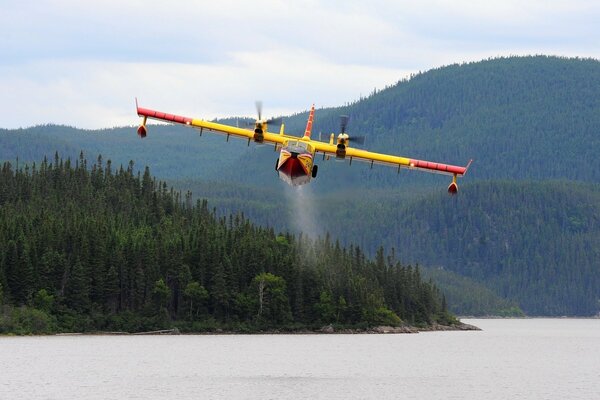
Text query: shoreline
43 321 480 336
459 315 600 320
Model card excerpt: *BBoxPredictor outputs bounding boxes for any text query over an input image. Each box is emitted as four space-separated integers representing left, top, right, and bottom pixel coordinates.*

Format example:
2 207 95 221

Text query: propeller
349 135 366 145
339 115 365 145
254 101 283 125
340 115 349 134
255 101 263 121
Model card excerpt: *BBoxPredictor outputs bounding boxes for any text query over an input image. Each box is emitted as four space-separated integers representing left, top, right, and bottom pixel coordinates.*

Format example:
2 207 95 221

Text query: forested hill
0 156 455 334
2 56 600 189
326 55 600 184
385 181 600 316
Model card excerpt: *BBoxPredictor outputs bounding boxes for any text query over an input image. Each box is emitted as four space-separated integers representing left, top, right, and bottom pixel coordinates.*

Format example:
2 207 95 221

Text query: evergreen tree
65 259 90 312
184 281 209 319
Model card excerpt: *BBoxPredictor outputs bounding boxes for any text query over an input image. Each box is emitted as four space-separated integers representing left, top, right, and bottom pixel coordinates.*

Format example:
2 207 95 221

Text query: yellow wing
136 104 289 146
309 138 471 177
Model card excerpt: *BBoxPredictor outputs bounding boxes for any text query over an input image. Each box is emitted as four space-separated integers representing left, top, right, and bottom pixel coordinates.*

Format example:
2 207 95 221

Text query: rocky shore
318 321 481 334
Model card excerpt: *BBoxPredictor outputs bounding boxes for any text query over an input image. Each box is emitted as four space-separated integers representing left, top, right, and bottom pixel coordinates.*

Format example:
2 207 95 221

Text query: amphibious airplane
136 101 472 194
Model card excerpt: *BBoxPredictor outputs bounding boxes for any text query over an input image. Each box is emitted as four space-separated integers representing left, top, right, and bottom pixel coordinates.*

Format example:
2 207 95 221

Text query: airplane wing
311 139 472 176
136 102 287 146
310 139 472 193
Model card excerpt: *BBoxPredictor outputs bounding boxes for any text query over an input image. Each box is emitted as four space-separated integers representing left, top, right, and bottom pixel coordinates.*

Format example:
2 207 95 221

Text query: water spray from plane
284 184 322 244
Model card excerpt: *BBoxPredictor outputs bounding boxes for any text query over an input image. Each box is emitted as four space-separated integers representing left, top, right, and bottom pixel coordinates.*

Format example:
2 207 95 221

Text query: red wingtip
447 182 458 195
137 125 147 138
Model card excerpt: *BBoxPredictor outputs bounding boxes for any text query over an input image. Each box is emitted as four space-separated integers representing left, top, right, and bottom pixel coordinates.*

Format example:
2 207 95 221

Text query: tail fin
303 104 315 138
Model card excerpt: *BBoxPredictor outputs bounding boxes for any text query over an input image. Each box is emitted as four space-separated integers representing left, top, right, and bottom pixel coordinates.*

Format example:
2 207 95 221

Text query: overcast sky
1 0 599 129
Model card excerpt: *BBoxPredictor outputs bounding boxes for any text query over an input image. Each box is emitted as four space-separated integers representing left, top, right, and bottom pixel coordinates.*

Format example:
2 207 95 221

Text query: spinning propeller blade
349 135 366 145
255 101 263 121
254 101 282 125
339 115 365 145
340 115 349 134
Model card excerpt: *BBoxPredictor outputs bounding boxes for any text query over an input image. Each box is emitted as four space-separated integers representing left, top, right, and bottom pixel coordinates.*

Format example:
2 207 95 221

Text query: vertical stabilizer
303 104 315 138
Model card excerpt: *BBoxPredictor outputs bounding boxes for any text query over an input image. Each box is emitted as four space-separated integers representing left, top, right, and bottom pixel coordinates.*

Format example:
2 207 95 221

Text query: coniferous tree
65 258 90 312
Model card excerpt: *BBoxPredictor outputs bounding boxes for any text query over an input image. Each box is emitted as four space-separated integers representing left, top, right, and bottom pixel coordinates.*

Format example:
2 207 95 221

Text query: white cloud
0 51 408 128
1 0 600 128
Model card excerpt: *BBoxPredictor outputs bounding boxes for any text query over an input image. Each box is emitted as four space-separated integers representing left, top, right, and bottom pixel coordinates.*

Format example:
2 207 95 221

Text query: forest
2 55 599 317
0 155 455 334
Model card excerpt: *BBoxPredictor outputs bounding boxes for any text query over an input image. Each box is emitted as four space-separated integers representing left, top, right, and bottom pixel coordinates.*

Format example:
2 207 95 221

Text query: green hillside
0 157 454 334
421 267 523 317
388 181 600 316
2 55 599 317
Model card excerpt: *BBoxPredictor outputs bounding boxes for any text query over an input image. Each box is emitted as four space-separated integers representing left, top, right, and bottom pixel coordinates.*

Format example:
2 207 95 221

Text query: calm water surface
1 319 599 399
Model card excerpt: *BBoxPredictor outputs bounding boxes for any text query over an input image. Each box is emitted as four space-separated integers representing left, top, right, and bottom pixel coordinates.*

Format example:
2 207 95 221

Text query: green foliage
422 267 524 316
251 272 292 326
0 305 54 335
372 307 402 326
388 181 600 316
184 281 209 319
496 307 526 318
33 289 54 313
314 291 336 323
152 278 171 310
0 156 450 333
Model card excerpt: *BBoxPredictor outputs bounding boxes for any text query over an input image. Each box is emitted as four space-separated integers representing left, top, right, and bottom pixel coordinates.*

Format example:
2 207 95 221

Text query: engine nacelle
336 143 346 159
253 128 264 143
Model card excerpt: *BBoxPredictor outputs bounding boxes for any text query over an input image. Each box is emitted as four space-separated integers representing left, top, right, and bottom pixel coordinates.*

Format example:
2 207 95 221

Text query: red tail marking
303 104 315 138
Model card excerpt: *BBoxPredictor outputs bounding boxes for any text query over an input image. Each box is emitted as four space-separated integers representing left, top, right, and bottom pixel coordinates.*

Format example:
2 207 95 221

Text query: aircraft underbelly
277 151 312 186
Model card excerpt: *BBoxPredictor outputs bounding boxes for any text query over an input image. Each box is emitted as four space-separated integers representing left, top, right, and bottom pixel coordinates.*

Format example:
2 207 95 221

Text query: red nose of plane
137 125 147 138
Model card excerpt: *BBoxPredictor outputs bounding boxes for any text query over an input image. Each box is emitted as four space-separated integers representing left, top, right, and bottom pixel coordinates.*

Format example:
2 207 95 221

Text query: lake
1 319 599 399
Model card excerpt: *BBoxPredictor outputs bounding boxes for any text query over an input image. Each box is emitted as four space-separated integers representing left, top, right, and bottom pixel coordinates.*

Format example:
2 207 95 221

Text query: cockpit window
288 140 311 151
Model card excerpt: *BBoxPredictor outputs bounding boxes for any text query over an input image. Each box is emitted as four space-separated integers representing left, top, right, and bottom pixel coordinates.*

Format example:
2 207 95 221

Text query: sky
1 0 599 129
